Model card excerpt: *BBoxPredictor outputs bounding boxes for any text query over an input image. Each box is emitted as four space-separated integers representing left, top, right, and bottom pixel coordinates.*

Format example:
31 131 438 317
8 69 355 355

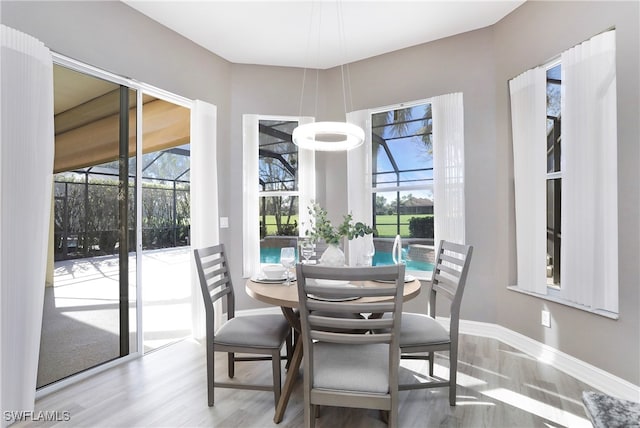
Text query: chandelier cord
298 4 311 118
298 0 324 120
313 1 322 119
336 0 353 117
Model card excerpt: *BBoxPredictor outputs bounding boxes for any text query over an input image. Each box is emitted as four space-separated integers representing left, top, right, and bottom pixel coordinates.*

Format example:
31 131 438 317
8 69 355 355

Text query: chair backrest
194 244 235 326
295 263 405 384
430 240 473 336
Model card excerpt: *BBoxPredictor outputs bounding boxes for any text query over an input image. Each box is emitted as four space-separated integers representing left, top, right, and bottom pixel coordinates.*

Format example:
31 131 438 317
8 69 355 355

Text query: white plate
251 276 295 284
373 275 416 283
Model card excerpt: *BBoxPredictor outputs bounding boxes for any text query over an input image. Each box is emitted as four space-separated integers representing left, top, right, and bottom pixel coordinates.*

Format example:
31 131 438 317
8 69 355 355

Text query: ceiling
122 0 525 70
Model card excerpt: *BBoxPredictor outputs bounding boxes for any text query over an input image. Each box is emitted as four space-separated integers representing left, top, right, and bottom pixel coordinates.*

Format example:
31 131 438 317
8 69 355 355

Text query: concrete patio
38 247 192 388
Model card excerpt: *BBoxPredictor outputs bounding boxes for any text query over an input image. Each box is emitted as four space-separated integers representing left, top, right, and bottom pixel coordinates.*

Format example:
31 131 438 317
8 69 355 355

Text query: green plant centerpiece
305 203 375 266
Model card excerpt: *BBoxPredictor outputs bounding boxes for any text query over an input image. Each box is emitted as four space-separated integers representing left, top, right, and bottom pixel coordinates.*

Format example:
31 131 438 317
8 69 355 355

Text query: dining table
245 273 422 423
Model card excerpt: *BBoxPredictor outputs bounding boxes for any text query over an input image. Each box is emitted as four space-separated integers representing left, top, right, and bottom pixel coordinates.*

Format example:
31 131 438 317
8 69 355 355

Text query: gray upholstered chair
396 240 473 405
194 244 291 408
296 263 406 428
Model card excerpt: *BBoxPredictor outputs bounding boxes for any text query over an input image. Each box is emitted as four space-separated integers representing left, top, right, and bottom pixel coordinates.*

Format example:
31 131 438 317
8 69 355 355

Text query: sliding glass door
38 59 195 388
140 97 192 353
37 65 138 387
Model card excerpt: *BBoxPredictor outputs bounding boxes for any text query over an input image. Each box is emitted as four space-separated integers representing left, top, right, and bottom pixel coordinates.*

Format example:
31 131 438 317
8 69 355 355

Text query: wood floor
18 334 596 427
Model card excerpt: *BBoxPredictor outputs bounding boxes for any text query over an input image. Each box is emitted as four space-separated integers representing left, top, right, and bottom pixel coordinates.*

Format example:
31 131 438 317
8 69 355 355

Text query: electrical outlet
541 310 551 328
220 217 229 228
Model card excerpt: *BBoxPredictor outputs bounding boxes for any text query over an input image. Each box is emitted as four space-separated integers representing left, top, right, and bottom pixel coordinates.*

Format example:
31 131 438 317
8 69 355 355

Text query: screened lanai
54 145 191 261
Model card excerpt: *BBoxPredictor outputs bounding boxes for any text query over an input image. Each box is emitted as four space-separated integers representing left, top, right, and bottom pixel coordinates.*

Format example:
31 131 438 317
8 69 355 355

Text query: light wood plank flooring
17 334 596 427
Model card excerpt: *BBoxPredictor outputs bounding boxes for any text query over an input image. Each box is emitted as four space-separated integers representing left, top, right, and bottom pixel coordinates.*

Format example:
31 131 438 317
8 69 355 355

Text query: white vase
359 233 376 266
319 244 345 266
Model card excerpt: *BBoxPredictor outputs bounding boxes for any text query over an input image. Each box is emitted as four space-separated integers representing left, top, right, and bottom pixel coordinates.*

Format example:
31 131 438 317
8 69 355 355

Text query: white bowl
314 279 350 286
262 264 287 279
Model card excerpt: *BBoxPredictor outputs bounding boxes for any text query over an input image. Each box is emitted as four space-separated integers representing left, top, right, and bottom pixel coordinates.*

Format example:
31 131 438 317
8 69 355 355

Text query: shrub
409 216 434 238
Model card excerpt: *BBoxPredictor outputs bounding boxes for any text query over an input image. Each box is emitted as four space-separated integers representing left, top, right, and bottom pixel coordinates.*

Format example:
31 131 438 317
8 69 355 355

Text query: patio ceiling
54 66 190 174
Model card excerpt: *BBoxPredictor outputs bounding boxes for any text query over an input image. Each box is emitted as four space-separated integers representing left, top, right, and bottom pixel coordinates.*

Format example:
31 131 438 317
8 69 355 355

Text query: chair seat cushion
397 313 450 347
313 342 390 394
214 314 290 349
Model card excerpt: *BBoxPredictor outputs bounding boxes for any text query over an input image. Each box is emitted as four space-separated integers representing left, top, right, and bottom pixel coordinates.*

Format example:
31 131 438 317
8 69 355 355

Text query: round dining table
245 275 422 423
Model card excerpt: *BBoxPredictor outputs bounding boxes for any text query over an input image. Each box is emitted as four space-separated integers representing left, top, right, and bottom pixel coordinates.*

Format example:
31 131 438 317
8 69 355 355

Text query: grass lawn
374 214 432 237
262 213 432 238
263 214 298 235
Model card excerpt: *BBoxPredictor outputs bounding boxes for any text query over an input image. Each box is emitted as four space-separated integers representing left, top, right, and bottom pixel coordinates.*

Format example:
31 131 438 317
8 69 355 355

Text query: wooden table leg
274 336 303 424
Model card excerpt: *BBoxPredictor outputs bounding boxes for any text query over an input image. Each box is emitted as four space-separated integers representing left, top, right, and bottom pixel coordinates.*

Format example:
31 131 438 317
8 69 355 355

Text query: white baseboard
235 308 639 402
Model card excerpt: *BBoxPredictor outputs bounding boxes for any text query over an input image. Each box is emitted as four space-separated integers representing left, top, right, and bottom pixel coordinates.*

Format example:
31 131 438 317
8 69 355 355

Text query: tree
375 195 388 214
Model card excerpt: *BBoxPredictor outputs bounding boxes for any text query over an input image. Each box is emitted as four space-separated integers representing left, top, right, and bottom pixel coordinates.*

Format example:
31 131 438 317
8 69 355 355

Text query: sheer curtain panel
560 30 618 313
509 68 548 295
432 92 466 245
190 100 221 338
242 114 260 278
295 118 316 238
346 109 373 265
0 25 54 426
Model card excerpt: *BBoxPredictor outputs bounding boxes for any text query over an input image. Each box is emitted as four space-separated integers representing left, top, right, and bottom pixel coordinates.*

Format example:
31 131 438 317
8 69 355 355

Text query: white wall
2 0 638 386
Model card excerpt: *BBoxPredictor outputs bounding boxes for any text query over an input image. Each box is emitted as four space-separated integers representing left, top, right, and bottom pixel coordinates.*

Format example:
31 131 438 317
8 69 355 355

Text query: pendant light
292 0 364 151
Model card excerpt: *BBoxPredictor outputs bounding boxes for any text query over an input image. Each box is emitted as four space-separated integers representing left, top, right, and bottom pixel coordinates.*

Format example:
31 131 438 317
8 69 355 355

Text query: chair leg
207 343 215 407
449 346 458 406
428 351 434 377
306 404 316 428
272 349 282 407
228 352 235 378
389 405 398 428
380 410 389 424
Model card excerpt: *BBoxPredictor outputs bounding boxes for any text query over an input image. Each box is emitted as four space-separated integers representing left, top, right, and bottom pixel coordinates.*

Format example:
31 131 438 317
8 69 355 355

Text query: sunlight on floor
524 383 585 407
400 354 591 427
482 388 591 427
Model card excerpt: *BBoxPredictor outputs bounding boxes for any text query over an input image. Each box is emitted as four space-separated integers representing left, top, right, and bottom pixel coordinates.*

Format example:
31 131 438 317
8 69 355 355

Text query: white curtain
346 109 372 266
190 100 220 338
242 114 260 277
432 92 466 246
242 115 314 277
509 68 548 295
560 30 618 312
0 25 54 425
294 117 316 238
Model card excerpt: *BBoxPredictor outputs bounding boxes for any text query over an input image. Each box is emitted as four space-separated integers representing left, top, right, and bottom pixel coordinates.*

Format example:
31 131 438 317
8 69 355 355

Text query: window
258 120 300 263
510 30 618 316
546 62 561 287
347 94 464 277
370 103 435 272
243 115 315 277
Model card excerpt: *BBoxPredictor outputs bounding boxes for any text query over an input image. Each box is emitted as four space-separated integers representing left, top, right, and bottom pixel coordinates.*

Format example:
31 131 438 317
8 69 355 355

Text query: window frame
370 100 435 239
242 114 315 277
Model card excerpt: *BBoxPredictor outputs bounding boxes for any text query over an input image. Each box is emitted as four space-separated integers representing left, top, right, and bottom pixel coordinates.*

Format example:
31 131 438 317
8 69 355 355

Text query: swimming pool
260 247 433 272
372 251 434 272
